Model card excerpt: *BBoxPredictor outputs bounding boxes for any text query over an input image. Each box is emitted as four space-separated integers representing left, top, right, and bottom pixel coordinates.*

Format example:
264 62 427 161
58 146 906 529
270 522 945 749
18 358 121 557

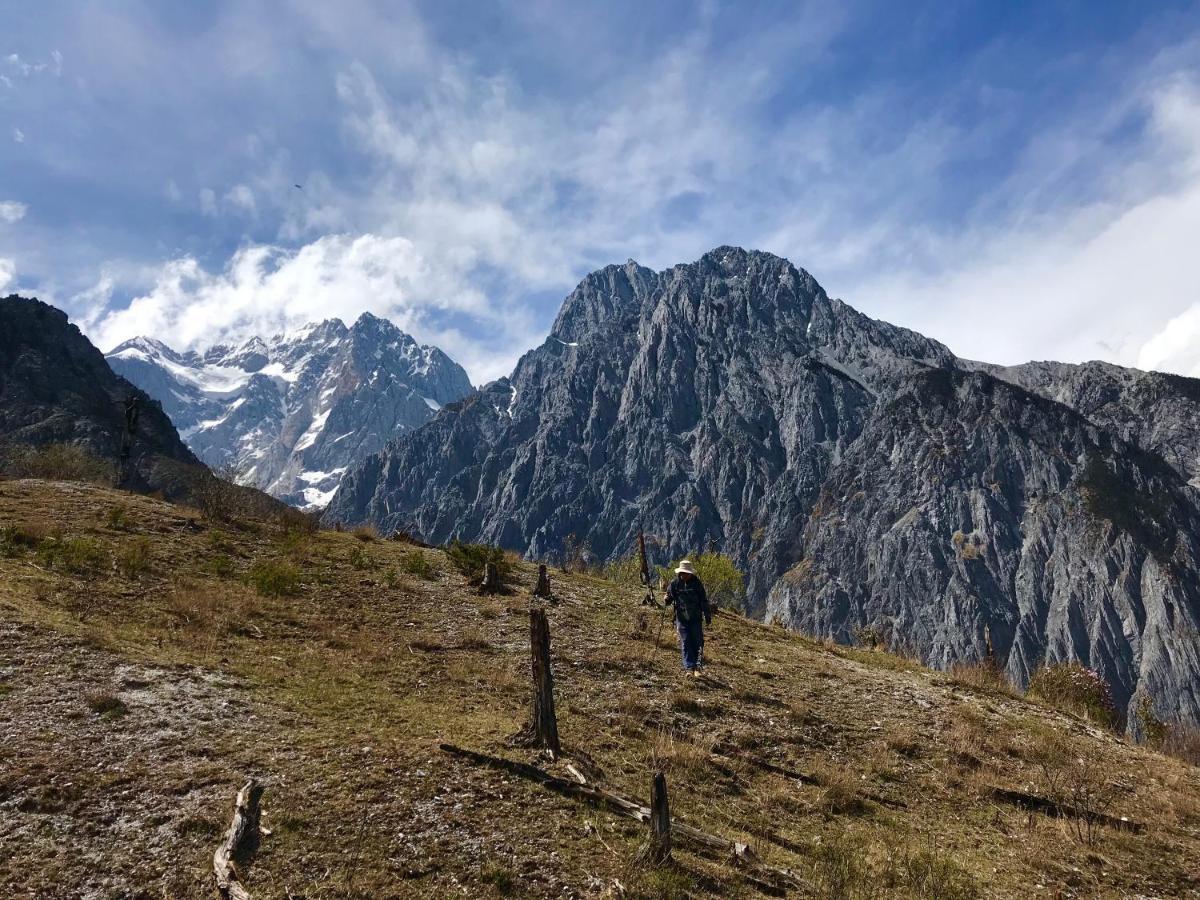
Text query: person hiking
664 560 711 677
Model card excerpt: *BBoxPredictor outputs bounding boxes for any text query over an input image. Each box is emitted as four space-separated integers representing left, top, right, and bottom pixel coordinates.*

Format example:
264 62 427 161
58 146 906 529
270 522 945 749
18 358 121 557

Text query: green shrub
84 691 128 720
204 554 236 578
445 540 510 583
1 442 113 484
399 551 436 580
248 559 300 596
1136 693 1169 746
105 503 131 530
1028 661 1117 728
660 552 747 613
36 535 108 576
0 522 48 556
479 862 517 895
348 545 371 570
599 553 644 587
116 536 153 578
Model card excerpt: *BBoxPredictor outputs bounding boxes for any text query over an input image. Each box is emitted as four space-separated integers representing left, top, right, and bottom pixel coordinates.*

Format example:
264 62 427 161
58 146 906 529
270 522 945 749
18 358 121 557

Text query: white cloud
82 233 538 382
0 258 14 292
0 201 28 223
12 127 24 143
839 75 1200 376
224 183 257 216
198 188 217 216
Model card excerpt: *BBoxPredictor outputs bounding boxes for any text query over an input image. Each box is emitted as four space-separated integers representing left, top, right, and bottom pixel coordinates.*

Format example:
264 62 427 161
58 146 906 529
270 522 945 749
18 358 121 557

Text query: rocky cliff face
0 295 201 495
107 314 472 508
967 359 1200 485
324 248 1200 726
326 247 953 603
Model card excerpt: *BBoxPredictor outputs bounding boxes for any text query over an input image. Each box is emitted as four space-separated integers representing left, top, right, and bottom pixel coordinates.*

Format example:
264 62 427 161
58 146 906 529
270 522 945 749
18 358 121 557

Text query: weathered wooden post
533 563 552 599
525 607 561 757
649 771 672 862
481 561 501 594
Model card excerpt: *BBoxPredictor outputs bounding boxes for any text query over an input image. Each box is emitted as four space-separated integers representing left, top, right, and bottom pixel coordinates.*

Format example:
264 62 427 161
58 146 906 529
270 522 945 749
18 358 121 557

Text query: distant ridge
107 313 472 508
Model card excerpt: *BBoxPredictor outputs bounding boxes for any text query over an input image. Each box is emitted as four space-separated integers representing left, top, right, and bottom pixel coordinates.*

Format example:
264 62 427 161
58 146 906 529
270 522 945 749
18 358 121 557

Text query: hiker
664 560 711 677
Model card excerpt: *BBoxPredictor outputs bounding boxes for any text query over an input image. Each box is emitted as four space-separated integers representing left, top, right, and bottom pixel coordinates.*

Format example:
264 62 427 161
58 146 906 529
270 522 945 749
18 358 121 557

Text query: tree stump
480 561 501 594
532 564 552 599
516 607 561 757
213 779 263 900
649 771 672 863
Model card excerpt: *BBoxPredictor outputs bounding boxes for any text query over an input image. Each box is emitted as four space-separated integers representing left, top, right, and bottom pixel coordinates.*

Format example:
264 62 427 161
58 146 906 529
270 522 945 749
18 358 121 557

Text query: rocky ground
2 478 1199 898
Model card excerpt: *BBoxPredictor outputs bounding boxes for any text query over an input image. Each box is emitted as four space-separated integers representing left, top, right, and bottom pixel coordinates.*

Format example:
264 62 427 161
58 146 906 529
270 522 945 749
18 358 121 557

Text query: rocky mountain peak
325 248 1200 729
106 315 473 508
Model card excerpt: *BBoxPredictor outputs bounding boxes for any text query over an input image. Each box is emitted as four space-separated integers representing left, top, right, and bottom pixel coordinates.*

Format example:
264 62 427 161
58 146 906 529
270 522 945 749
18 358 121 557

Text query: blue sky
2 1 1200 381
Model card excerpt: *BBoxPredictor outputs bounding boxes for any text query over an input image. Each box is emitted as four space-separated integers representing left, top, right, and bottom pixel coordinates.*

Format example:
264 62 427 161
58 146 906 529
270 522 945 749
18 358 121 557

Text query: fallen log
213 779 263 900
989 786 1144 833
439 743 810 891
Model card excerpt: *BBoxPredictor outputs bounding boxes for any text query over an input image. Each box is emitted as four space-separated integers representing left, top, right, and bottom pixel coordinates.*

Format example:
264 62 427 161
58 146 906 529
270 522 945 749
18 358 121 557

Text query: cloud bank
4 2 1200 384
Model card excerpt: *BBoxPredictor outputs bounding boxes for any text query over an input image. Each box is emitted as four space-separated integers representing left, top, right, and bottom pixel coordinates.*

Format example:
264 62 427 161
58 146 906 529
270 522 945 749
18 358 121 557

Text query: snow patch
293 409 330 452
422 396 441 411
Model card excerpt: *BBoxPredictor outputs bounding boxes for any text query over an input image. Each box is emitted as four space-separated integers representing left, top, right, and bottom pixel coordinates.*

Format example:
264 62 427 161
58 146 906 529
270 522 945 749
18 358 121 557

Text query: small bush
36 535 108 576
116 537 153 578
352 525 378 542
2 442 113 484
599 553 644 587
105 503 131 530
1028 661 1117 728
0 521 49 555
1136 693 1169 746
348 545 371 570
204 554 236 578
1163 725 1200 766
248 559 300 596
661 552 747 613
445 540 511 583
400 551 436 579
278 528 311 562
84 691 128 720
949 660 1017 696
479 862 516 895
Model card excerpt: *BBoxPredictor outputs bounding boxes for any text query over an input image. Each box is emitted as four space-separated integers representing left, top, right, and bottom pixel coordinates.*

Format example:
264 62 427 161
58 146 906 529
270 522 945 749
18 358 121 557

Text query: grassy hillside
1 478 1198 898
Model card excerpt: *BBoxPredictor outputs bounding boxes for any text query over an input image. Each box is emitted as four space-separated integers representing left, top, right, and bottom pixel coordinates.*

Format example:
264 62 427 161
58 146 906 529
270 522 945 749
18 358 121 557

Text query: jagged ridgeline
326 247 1200 727
106 313 473 508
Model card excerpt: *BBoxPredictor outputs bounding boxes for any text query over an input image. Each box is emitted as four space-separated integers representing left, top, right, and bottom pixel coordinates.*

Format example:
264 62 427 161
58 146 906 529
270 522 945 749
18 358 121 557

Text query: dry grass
1 479 1198 899
947 660 1018 696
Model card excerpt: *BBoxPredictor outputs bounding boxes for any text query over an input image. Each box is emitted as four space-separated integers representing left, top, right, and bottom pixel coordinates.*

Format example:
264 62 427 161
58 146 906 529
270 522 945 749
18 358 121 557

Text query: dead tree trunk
480 561 501 594
649 771 672 862
213 779 263 900
514 608 560 757
532 564 552 599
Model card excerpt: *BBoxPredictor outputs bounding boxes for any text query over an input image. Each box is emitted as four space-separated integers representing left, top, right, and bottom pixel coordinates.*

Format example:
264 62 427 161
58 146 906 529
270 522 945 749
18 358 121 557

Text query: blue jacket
666 575 710 626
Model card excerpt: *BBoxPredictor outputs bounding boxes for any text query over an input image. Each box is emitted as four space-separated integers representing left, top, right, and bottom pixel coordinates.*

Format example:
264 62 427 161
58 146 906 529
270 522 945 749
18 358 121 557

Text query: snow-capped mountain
106 313 473 508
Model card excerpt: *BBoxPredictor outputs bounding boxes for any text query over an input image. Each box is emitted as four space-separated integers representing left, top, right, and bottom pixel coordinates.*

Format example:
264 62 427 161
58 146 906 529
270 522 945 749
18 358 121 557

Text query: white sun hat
675 559 696 575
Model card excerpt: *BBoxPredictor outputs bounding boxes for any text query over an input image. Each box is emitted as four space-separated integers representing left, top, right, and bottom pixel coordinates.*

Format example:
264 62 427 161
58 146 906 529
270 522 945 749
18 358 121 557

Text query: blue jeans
677 618 704 670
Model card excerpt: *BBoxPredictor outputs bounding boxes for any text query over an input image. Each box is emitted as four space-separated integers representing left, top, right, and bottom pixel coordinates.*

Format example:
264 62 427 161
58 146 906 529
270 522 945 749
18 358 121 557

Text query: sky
2 1 1200 384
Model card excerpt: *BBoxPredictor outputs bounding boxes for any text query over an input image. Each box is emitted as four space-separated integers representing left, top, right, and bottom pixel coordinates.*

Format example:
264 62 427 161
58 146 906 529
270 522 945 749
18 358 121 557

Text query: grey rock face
766 368 1200 726
325 248 1200 726
107 313 472 508
0 295 200 494
327 247 953 602
967 359 1200 485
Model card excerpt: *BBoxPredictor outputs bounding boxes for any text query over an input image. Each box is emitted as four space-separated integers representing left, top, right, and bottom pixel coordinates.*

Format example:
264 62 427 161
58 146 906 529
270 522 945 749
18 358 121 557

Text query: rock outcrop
0 295 201 496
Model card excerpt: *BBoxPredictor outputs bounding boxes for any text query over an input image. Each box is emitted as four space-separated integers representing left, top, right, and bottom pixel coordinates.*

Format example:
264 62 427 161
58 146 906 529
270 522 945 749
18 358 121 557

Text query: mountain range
325 247 1200 728
106 314 472 507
